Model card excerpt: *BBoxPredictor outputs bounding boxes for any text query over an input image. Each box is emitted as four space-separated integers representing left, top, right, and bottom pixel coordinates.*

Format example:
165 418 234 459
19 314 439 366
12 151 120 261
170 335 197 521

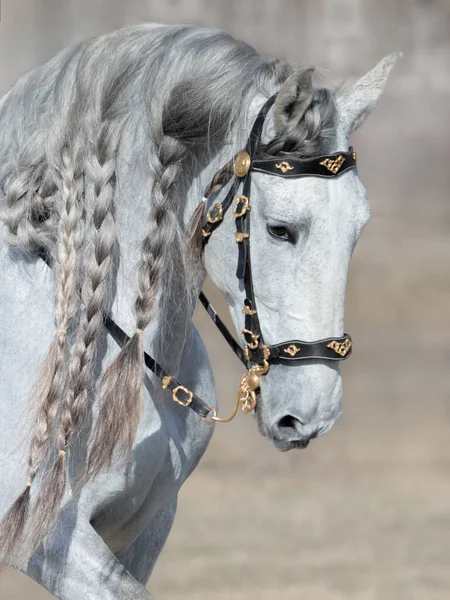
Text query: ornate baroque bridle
44 94 356 425
194 94 356 422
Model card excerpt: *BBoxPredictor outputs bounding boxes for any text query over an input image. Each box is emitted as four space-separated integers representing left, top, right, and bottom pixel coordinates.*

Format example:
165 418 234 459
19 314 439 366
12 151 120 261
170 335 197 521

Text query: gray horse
0 23 399 599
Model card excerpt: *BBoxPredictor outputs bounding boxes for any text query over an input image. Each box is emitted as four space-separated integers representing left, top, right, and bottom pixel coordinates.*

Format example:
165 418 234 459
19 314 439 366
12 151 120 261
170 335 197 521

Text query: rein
41 93 357 426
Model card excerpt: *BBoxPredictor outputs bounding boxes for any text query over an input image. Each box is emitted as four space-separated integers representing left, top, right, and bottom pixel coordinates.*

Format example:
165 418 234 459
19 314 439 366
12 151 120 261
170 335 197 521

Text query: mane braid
0 144 84 567
84 126 187 480
31 122 121 550
0 24 339 567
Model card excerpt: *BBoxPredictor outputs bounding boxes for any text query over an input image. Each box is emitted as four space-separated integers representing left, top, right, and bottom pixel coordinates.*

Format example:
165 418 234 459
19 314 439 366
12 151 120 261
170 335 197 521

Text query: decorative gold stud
242 329 260 350
284 344 301 357
320 155 345 174
263 345 271 361
233 195 250 218
202 229 211 238
162 375 174 389
207 203 223 224
275 161 294 174
235 232 249 243
352 150 357 163
242 305 257 316
327 339 352 357
234 151 252 178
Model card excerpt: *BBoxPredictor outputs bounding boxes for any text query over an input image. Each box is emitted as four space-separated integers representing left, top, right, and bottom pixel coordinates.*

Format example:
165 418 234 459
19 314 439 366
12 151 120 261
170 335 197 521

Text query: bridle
42 94 357 426
196 94 356 421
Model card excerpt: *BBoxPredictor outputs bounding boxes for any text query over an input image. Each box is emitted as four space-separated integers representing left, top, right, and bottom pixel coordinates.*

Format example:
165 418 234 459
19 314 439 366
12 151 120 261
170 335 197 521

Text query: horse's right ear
274 67 315 134
335 53 402 135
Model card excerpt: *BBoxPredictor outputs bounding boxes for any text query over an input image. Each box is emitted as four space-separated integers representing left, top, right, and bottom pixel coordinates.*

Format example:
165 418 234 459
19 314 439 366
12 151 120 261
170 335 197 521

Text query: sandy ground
1 89 450 599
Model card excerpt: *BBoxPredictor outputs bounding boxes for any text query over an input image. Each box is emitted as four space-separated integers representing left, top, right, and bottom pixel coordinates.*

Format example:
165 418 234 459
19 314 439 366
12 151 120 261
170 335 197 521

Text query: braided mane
0 23 336 565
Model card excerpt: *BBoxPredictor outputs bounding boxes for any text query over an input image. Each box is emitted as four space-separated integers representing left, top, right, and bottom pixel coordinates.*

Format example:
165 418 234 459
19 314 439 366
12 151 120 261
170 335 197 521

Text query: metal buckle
203 406 218 425
207 203 223 224
233 195 250 218
172 385 194 407
242 329 260 350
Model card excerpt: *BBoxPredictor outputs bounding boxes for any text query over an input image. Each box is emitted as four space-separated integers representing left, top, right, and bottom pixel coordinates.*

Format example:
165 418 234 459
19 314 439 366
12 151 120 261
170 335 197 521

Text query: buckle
172 385 194 407
233 195 250 218
207 203 223 224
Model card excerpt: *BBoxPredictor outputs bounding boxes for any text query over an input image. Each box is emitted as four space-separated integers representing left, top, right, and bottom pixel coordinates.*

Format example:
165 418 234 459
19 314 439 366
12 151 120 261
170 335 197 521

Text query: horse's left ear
336 53 402 135
274 67 315 133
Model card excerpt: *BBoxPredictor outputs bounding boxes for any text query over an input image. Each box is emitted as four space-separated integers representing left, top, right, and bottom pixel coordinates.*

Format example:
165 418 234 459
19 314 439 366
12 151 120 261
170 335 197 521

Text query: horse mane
0 23 336 566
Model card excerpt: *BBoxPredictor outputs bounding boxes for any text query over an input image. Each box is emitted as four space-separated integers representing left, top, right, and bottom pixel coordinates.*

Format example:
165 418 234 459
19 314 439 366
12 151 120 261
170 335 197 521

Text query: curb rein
54 94 357 426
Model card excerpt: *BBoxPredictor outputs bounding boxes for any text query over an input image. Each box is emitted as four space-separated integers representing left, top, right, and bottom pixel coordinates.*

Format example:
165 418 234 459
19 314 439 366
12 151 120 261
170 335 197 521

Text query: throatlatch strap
40 253 213 420
198 292 247 366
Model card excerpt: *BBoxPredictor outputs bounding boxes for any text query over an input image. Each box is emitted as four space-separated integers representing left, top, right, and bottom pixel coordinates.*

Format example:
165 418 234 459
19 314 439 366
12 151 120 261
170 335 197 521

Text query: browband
252 148 357 179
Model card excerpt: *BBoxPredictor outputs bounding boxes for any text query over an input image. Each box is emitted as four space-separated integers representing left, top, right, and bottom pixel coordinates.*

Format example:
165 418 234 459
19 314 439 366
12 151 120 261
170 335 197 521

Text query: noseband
41 94 356 426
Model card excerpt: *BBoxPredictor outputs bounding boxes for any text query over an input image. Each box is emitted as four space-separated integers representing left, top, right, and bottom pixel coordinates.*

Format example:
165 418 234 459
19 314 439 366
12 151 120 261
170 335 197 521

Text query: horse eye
267 224 291 241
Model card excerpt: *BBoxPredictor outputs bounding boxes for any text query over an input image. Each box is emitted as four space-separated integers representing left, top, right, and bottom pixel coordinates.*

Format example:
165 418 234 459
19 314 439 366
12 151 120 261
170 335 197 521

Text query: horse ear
274 67 315 133
336 53 402 135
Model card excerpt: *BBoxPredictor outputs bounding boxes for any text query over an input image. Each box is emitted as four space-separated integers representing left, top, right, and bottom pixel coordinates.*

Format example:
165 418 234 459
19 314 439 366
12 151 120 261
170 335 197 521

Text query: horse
0 23 400 599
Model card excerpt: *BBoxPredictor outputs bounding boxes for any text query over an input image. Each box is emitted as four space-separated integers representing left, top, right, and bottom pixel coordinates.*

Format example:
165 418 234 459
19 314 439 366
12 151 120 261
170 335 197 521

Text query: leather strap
40 254 214 420
267 335 353 364
103 315 212 419
251 148 357 178
198 292 247 366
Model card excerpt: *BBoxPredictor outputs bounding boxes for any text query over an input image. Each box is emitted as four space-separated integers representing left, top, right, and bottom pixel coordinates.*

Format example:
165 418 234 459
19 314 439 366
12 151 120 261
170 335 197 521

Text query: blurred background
1 1 450 599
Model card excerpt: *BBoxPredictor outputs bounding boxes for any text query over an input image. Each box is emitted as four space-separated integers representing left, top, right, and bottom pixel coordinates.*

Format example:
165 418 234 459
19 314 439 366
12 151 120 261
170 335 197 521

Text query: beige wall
1 2 449 599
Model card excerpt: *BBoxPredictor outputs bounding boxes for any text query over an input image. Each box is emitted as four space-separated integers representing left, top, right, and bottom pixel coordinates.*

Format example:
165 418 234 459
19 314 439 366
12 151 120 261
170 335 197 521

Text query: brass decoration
242 305 257 316
352 150 357 163
172 385 194 407
320 155 345 174
202 229 211 238
239 360 270 414
235 232 249 243
284 344 301 357
243 346 250 362
206 360 270 424
162 375 174 389
202 406 218 425
327 338 352 357
207 203 223 224
275 161 294 174
234 151 252 178
233 195 250 218
263 345 271 361
242 329 260 350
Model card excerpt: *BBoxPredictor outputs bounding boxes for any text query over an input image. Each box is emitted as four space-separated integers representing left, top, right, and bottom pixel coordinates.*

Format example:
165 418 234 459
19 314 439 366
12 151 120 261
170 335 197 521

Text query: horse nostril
277 414 305 431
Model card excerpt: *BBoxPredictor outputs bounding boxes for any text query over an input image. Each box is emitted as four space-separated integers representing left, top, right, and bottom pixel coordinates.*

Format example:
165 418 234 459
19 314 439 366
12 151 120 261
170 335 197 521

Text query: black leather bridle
187 94 355 420
201 95 355 375
41 93 357 424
